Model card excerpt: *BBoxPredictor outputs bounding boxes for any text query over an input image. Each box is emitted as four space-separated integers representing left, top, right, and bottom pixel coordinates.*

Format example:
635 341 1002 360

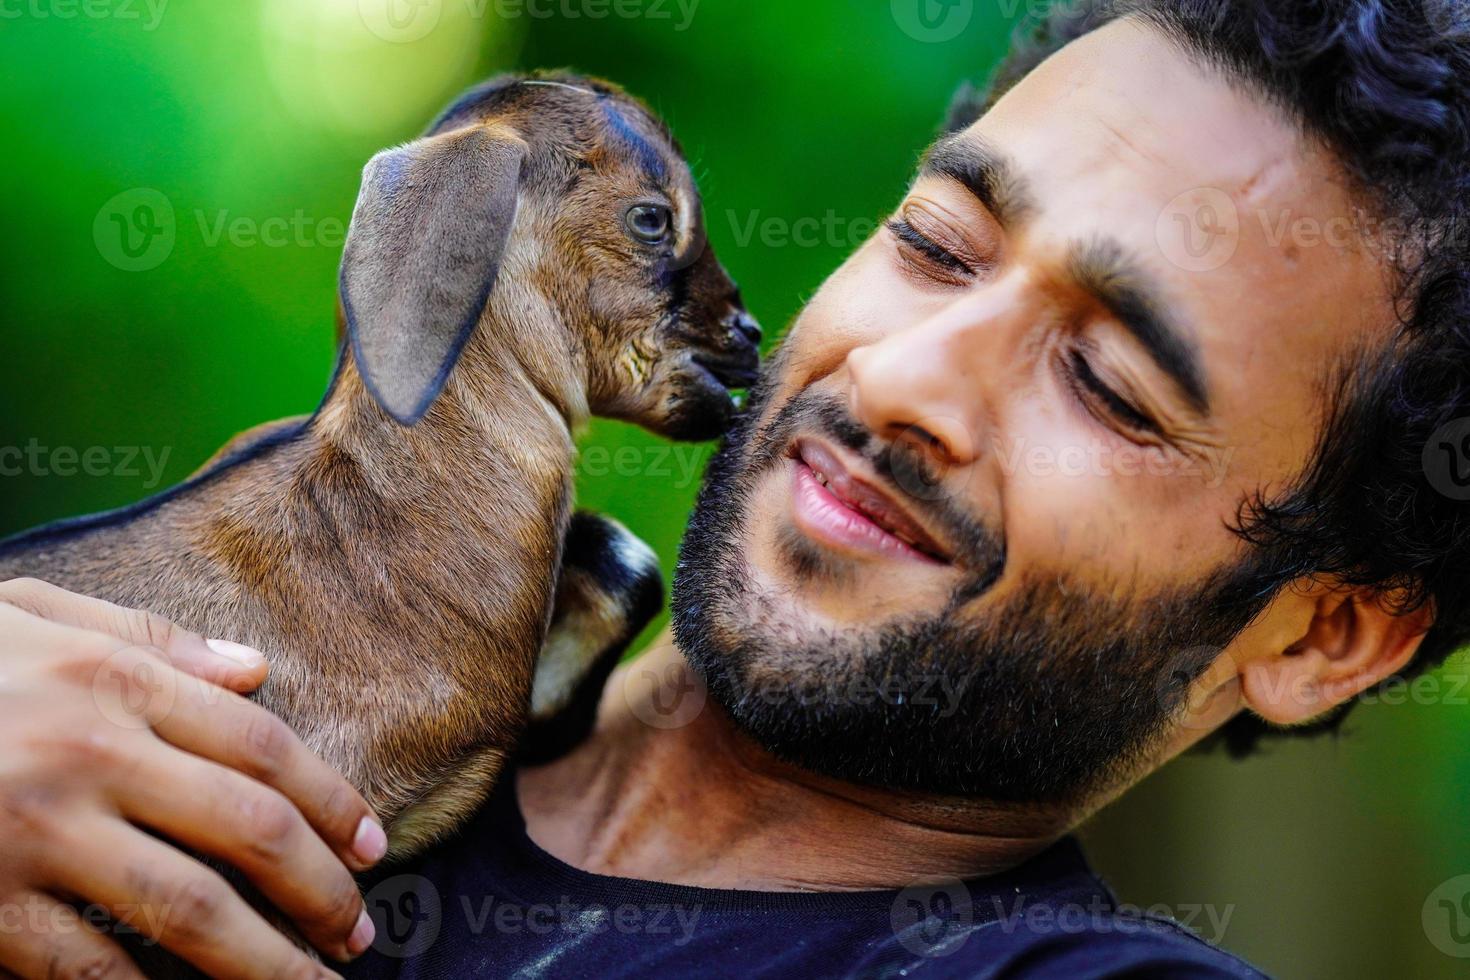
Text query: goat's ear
339 125 525 425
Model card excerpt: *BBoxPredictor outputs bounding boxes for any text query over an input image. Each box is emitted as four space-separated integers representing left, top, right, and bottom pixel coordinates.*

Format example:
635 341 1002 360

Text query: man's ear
1240 587 1435 725
339 124 526 425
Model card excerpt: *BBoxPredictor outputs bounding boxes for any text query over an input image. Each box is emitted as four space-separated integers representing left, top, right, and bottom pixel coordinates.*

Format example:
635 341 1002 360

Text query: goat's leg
522 512 664 764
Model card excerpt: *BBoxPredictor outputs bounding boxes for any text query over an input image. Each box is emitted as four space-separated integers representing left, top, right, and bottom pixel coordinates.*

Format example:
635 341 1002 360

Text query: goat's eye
624 204 672 245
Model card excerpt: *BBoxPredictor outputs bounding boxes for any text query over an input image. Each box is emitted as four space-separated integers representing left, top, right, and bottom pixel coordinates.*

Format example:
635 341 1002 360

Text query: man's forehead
946 17 1390 316
975 18 1306 210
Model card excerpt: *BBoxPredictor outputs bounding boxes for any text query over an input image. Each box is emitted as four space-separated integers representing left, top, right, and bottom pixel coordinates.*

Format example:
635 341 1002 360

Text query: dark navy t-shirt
345 778 1266 979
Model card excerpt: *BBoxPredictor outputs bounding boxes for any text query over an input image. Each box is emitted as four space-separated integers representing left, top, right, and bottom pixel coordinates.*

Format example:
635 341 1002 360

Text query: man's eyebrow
919 135 1034 225
1067 238 1211 416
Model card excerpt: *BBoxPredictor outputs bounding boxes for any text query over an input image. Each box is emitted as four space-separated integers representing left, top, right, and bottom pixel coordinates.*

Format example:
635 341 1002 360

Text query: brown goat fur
0 72 760 862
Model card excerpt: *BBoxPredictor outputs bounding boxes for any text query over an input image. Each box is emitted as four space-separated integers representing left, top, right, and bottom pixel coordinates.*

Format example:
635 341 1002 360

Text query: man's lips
788 439 953 565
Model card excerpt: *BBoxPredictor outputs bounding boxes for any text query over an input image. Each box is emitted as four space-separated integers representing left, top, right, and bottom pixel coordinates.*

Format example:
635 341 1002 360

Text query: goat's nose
727 309 762 346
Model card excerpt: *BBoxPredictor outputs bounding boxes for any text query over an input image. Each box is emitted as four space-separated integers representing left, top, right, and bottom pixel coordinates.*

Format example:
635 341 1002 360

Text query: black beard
671 361 1278 806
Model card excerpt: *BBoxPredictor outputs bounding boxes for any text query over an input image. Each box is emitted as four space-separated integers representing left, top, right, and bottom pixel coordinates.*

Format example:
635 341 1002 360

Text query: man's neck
516 637 1078 892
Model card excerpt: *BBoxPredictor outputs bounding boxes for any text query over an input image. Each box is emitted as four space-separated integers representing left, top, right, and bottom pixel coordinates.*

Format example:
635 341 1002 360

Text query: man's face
673 19 1395 806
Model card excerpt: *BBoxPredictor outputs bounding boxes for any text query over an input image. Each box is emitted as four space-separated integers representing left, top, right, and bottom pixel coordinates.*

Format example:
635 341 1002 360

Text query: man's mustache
743 386 1004 584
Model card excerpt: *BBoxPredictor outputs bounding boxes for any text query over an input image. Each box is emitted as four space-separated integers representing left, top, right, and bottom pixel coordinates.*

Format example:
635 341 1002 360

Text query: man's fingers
113 741 372 961
0 578 267 692
27 624 385 883
0 892 145 980
146 672 388 873
40 820 344 980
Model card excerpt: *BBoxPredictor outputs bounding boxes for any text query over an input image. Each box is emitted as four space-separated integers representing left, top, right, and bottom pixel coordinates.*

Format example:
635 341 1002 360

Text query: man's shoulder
864 903 1269 980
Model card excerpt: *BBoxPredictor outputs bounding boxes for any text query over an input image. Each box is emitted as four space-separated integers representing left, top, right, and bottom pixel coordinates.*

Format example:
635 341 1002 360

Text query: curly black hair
951 0 1470 756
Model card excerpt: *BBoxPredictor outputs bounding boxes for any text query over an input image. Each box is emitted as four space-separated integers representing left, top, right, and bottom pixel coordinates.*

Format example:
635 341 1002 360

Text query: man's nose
846 274 1031 469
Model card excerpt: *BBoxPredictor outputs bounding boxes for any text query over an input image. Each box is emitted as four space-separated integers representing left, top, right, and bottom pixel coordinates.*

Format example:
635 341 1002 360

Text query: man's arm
0 578 385 979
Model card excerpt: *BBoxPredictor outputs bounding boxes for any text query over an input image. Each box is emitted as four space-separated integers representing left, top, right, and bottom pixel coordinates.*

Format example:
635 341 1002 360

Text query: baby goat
0 73 759 861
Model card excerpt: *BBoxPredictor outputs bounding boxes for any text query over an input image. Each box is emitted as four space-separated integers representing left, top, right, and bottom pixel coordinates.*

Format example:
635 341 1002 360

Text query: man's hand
0 578 386 980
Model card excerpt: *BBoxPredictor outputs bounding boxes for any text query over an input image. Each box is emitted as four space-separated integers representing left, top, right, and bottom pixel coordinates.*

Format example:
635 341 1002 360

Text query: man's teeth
887 525 921 550
811 463 925 552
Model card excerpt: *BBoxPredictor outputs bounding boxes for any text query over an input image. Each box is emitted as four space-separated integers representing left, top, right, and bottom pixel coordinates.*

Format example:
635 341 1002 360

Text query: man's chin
673 500 1253 807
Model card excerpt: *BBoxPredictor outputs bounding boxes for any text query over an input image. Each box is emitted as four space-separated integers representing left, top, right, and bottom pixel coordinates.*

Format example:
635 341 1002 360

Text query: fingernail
347 909 375 957
205 638 265 668
353 816 388 865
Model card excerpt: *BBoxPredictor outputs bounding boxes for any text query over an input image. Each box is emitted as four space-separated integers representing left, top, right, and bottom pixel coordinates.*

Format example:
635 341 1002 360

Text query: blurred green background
2 1 1467 976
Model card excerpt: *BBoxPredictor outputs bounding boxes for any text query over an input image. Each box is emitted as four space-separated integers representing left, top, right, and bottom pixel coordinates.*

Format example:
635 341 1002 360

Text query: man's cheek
994 414 1170 575
1008 473 1135 572
784 244 921 372
741 466 796 570
999 435 1240 590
